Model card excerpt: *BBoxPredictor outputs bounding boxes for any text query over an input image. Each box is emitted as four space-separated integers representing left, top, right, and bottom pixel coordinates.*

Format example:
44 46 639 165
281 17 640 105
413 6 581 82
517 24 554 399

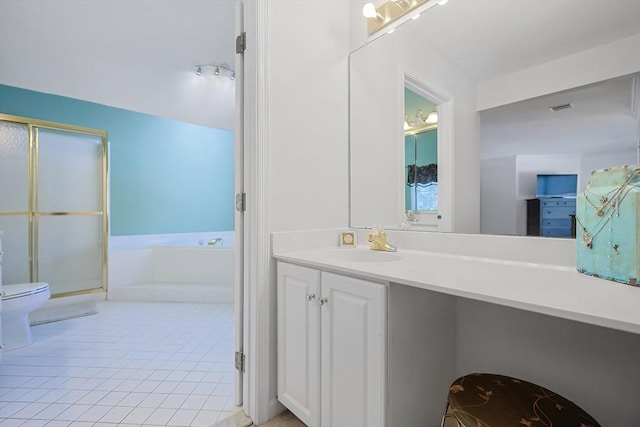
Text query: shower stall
0 114 108 297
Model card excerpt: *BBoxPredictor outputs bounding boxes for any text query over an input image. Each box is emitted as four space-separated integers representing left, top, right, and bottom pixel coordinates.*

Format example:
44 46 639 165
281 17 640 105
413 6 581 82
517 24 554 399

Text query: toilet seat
3 282 50 301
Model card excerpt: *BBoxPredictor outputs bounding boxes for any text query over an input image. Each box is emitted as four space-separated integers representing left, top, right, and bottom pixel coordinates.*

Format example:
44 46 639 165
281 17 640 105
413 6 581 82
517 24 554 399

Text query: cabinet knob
319 297 328 306
306 293 316 301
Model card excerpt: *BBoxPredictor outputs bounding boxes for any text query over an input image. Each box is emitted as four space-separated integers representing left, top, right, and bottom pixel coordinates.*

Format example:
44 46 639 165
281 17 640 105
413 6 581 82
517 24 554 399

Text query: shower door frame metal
0 113 109 298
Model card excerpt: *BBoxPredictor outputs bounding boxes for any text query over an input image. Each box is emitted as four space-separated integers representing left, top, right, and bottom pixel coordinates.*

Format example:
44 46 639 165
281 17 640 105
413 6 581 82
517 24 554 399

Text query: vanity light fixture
362 0 447 34
405 109 438 132
426 109 438 124
195 63 235 80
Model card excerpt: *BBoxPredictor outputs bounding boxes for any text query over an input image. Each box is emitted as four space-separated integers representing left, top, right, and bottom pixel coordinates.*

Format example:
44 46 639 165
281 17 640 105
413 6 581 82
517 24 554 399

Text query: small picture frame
339 231 357 247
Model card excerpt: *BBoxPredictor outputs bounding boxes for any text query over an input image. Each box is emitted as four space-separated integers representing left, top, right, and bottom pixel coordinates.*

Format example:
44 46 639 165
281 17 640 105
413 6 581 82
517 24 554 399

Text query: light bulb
437 0 448 5
426 111 438 124
362 3 378 18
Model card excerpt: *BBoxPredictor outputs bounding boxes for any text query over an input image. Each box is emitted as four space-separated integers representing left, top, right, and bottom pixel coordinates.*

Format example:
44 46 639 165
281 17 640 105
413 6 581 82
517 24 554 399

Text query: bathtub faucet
207 238 223 246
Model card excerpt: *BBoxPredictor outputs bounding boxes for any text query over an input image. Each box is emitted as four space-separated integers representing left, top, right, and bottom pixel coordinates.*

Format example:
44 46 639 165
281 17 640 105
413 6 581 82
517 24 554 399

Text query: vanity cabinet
277 262 387 427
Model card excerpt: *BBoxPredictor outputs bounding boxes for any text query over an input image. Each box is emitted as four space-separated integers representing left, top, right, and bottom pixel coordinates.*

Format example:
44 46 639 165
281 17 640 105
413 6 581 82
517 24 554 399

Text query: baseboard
107 282 234 303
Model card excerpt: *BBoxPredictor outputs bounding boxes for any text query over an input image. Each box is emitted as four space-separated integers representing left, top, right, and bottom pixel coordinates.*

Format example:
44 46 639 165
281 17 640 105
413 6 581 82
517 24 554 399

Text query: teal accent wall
0 85 234 236
405 87 436 123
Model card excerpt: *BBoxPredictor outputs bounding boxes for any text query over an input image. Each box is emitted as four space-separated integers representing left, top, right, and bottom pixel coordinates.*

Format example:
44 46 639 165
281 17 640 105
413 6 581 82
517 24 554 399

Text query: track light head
195 63 235 81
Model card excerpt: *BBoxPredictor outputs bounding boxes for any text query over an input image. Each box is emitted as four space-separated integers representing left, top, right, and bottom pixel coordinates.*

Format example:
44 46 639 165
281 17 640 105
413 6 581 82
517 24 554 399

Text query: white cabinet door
320 272 386 427
277 263 320 427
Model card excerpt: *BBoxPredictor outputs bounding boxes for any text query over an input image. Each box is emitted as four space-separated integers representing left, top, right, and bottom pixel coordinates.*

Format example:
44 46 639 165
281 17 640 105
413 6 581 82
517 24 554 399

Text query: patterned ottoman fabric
444 373 601 427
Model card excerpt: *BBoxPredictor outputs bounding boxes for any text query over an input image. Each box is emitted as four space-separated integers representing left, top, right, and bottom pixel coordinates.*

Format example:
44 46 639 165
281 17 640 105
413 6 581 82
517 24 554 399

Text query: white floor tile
118 392 147 407
1 302 235 426
120 406 155 425
55 390 89 405
192 409 221 427
44 421 73 427
19 419 48 427
1 389 31 403
34 390 69 404
31 403 70 419
133 380 161 393
74 405 113 422
201 396 229 411
159 393 188 409
166 408 198 426
96 391 128 406
0 419 27 427
98 405 133 423
53 404 92 421
75 390 109 405
144 407 177 425
8 402 50 419
180 394 208 410
172 381 198 394
192 382 218 395
139 393 169 408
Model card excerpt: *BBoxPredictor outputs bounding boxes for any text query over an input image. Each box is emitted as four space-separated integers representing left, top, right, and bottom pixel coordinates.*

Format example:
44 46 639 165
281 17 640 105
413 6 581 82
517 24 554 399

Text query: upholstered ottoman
441 373 601 427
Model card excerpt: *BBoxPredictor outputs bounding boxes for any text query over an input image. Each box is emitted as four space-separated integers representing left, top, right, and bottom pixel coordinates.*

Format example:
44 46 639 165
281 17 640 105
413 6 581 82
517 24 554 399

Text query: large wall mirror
349 0 640 236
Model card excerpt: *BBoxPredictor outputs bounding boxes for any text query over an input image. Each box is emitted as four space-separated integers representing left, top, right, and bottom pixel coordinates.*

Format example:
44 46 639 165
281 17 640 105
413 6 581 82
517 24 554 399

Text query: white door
277 263 320 427
234 0 246 407
320 272 386 427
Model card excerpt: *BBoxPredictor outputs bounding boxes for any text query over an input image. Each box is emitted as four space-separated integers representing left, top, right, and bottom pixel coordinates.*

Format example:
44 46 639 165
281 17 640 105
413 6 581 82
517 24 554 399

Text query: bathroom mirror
349 0 640 235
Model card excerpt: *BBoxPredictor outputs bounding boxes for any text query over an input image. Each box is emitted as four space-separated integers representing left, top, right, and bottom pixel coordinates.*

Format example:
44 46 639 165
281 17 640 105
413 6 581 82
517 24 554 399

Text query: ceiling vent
549 103 574 112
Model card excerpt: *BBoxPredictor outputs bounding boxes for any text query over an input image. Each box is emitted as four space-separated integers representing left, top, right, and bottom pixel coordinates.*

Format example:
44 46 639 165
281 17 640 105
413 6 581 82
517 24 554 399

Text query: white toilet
2 282 50 351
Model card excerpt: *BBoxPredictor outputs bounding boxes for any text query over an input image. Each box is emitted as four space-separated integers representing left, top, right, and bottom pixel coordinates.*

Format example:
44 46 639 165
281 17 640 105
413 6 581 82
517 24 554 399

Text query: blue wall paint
0 85 234 236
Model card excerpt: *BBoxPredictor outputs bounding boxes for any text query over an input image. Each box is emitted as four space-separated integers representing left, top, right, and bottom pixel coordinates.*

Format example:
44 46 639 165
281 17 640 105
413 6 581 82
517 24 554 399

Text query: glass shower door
1 114 107 297
35 128 106 295
0 121 31 285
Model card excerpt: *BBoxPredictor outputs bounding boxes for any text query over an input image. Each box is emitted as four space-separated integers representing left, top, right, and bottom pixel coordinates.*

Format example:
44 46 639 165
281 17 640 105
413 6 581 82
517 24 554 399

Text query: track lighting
194 63 235 80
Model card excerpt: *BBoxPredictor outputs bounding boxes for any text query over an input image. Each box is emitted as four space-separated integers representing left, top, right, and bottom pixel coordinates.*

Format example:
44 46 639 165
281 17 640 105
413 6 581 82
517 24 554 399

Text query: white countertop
273 245 640 335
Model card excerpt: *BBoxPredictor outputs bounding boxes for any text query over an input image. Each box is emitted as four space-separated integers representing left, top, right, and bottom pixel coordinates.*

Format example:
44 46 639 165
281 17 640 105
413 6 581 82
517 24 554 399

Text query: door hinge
235 351 245 372
236 192 246 212
236 32 246 54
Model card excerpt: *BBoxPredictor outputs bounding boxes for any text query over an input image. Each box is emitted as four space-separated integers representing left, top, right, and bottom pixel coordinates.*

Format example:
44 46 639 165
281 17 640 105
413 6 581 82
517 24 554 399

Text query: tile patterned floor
0 301 239 426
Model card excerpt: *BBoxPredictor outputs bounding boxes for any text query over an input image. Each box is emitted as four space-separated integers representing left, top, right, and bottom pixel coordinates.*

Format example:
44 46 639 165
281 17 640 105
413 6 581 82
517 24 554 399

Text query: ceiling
480 72 640 159
0 0 236 129
1 0 639 134
409 0 640 83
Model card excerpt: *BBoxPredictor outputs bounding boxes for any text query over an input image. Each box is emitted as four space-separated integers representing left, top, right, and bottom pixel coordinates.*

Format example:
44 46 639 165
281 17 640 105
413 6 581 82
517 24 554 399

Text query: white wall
480 157 517 235
268 1 350 232
580 147 639 190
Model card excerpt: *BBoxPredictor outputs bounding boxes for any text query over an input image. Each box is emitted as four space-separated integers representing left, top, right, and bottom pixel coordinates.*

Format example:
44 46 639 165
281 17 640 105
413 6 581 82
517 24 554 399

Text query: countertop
273 246 640 335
